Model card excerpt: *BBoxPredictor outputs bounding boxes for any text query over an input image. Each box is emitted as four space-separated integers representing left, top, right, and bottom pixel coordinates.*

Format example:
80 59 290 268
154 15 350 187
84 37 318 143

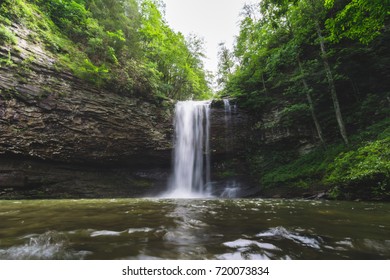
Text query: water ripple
0 231 90 260
90 230 123 237
223 238 281 251
256 226 323 249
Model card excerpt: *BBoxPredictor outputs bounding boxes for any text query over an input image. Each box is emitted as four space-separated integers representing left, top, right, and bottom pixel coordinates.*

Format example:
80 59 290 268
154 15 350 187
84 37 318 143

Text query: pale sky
162 0 255 77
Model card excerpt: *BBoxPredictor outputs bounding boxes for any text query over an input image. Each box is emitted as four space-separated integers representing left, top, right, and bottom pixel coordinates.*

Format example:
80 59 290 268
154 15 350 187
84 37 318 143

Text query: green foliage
279 104 310 126
218 0 389 199
139 0 211 100
217 42 235 90
1 0 211 99
220 0 389 138
0 0 35 24
33 0 123 64
328 186 341 199
36 0 92 38
250 117 390 199
325 0 390 44
0 24 17 45
0 49 16 67
258 144 344 188
326 138 390 196
75 59 109 84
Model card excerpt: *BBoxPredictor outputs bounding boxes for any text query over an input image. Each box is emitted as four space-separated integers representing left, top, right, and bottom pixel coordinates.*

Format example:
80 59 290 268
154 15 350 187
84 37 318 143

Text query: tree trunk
297 56 325 146
261 73 268 96
315 21 349 145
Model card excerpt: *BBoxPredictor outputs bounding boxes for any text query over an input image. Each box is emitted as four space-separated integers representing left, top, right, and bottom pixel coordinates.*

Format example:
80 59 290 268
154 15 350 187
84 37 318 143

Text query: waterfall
223 98 232 122
220 181 240 198
222 98 241 198
165 101 211 198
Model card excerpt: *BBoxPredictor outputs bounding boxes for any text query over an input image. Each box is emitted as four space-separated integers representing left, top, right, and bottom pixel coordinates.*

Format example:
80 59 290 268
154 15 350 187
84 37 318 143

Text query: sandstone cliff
0 24 173 165
0 24 173 197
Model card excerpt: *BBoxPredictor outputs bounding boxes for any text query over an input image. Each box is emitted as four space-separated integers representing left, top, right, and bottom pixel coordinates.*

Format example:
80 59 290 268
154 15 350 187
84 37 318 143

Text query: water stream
0 199 389 260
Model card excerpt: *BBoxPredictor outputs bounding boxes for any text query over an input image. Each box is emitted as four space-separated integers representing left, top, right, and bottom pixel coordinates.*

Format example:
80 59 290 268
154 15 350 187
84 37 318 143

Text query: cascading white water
223 98 232 151
165 100 211 198
220 181 240 198
223 98 232 122
222 98 241 198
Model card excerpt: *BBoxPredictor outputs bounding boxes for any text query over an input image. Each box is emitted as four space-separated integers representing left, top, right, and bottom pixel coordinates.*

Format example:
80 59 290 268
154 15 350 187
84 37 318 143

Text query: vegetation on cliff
217 0 390 200
0 0 211 100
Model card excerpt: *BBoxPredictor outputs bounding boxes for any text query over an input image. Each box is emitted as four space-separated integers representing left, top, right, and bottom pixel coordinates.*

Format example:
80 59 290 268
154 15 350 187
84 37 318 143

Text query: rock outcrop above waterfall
250 104 317 154
209 100 250 159
209 99 316 157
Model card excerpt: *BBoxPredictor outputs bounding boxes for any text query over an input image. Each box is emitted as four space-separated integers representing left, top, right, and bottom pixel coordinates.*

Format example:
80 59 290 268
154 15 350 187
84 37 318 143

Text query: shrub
0 24 17 45
326 138 390 198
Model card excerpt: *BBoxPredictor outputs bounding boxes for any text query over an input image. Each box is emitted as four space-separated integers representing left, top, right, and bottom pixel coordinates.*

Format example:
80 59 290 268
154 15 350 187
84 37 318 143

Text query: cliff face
209 100 250 159
0 24 173 197
0 24 173 166
252 105 317 154
208 99 318 197
209 100 316 158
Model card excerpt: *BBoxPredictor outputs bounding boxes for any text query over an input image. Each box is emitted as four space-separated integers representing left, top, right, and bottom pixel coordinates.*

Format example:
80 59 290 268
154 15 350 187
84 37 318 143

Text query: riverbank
246 119 390 202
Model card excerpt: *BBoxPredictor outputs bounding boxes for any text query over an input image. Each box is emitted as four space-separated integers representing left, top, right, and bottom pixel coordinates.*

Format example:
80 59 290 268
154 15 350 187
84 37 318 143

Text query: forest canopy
0 0 212 100
217 0 389 143
217 0 389 199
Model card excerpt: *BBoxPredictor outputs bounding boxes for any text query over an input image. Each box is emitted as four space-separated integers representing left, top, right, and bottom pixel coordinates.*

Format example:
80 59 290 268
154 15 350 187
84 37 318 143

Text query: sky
162 0 255 76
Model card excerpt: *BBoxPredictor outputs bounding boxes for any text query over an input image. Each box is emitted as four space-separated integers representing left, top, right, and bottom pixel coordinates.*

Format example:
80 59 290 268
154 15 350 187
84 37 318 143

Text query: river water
0 198 389 260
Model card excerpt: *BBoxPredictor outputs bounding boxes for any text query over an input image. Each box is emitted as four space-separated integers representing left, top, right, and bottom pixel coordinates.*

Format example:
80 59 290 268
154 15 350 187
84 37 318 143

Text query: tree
297 55 326 145
139 0 211 100
325 0 390 44
309 0 349 144
291 0 349 144
216 0 389 192
217 42 234 90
